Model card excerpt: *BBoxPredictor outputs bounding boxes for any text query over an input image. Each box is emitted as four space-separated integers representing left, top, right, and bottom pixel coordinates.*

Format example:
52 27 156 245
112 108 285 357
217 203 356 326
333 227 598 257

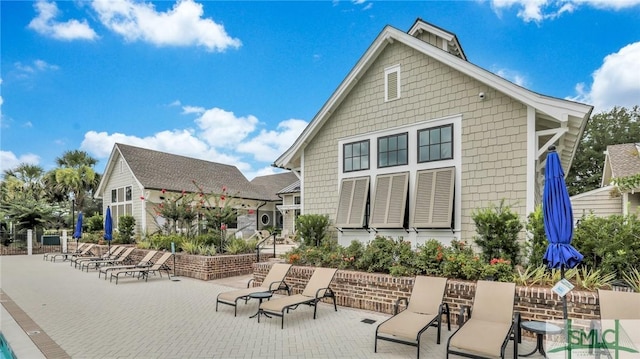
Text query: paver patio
0 255 541 358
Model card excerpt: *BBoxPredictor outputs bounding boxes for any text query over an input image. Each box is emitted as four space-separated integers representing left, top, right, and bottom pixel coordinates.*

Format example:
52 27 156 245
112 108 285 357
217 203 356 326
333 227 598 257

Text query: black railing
255 233 276 262
1 231 64 255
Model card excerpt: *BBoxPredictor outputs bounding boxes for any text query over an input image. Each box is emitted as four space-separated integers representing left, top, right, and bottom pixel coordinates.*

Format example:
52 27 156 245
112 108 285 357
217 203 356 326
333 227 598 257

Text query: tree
567 106 640 196
1 164 46 201
46 150 101 211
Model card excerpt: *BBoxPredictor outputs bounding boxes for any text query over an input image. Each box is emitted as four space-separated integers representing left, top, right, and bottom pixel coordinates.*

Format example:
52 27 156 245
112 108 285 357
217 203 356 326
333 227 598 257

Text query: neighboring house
249 171 299 231
95 143 297 237
572 143 640 219
274 19 593 247
276 180 301 235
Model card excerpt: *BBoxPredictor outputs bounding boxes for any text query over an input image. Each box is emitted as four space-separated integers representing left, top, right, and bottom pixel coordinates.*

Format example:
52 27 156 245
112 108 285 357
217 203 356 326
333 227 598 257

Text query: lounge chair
446 280 519 359
596 289 640 358
72 246 123 268
375 276 451 359
45 243 87 261
62 243 96 263
109 252 173 284
258 267 338 329
81 247 135 272
98 250 158 279
216 263 292 316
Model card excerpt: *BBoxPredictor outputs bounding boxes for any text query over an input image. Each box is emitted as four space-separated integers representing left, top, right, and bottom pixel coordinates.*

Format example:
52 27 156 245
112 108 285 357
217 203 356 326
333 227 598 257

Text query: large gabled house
274 19 593 246
572 143 640 219
95 143 297 237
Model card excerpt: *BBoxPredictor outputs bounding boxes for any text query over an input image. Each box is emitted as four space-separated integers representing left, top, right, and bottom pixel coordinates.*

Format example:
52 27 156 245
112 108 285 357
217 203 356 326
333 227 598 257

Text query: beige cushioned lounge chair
375 276 450 359
110 252 173 284
81 247 135 272
98 250 158 279
597 289 640 358
447 280 519 359
216 263 292 316
258 267 338 329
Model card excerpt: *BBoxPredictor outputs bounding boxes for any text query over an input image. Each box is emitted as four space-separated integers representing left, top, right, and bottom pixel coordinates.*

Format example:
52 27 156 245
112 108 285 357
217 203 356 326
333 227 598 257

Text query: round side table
520 320 563 358
248 291 273 319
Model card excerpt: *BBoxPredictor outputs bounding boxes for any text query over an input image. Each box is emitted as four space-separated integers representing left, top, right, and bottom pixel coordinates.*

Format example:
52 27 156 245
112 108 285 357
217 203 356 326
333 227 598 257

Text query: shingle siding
303 41 528 241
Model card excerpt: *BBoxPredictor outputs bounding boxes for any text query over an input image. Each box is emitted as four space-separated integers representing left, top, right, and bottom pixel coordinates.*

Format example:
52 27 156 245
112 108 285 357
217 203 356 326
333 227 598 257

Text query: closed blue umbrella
104 206 113 253
542 146 583 319
73 212 83 252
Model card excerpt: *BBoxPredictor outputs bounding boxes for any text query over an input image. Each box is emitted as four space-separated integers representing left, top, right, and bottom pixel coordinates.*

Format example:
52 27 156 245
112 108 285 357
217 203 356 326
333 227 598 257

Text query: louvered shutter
369 172 409 228
387 71 398 100
335 177 370 228
412 167 455 228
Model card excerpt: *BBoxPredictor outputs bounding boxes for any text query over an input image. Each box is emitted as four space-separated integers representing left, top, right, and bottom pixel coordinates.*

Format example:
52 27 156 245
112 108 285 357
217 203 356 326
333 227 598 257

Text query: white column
27 229 33 255
61 230 68 252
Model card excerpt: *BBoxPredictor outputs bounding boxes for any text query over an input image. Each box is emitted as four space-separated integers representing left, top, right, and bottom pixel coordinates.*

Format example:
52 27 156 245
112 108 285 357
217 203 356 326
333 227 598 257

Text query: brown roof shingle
116 143 268 200
249 172 298 201
607 143 640 178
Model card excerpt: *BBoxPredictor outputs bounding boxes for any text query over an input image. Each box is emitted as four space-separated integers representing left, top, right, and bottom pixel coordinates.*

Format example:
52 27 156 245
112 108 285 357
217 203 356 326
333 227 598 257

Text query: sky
2 0 640 180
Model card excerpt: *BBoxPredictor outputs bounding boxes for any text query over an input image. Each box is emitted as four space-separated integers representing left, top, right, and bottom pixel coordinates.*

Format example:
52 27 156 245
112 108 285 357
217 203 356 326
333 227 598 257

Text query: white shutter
369 172 409 228
335 177 370 228
412 167 455 228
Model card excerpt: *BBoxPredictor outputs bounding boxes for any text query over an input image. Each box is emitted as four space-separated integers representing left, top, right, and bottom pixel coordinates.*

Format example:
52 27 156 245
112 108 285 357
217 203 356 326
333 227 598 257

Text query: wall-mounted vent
385 65 401 102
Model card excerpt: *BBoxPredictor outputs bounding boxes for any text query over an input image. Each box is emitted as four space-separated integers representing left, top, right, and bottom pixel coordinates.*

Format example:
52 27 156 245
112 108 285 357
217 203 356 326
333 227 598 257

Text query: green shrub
356 236 415 276
224 237 257 254
415 239 447 276
338 240 365 270
295 214 331 247
115 215 136 244
481 258 514 282
573 213 640 278
86 214 103 232
525 205 547 267
472 200 523 265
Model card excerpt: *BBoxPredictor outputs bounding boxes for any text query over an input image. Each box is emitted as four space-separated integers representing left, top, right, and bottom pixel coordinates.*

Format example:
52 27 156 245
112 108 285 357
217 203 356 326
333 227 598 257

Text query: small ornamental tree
472 199 523 265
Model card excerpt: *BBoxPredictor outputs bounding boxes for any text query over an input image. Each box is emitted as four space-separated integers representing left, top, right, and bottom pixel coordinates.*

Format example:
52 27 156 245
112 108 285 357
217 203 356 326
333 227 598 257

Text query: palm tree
2 163 46 201
47 150 100 211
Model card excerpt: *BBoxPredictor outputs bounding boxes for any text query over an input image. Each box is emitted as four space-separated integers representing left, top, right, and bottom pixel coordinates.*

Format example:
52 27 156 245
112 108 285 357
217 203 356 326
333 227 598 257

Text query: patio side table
248 291 273 320
520 320 563 358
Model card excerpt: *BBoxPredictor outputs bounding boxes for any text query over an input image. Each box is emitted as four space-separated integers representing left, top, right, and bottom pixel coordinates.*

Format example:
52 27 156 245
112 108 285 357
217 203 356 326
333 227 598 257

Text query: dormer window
385 65 401 102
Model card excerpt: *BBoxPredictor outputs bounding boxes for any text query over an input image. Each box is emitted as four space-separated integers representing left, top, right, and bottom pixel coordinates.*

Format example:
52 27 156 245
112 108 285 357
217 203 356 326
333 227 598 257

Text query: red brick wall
253 263 601 325
89 245 274 281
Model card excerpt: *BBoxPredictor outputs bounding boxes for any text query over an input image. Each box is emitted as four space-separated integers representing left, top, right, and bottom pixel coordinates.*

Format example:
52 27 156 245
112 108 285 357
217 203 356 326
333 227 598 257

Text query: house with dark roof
273 19 593 247
95 143 297 237
571 143 640 218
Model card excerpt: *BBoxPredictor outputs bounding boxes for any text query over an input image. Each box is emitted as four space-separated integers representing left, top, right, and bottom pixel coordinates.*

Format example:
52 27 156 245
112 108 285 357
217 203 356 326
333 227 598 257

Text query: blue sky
2 0 640 180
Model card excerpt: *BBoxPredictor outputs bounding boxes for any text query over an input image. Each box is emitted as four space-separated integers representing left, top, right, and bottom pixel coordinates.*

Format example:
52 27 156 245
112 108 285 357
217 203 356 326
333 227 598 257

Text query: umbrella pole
561 266 568 320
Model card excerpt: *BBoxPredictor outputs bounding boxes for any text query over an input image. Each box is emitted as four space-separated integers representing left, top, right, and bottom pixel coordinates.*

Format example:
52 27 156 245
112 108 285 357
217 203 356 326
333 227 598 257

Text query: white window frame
337 115 462 242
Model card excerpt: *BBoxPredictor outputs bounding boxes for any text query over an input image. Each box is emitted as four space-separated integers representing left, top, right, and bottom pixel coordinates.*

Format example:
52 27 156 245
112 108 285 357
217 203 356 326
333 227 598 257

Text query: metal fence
0 230 64 256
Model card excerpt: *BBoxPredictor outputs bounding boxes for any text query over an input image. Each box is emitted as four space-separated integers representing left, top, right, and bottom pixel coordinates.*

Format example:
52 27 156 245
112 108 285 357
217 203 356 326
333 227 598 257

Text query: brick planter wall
87 244 274 281
253 263 601 326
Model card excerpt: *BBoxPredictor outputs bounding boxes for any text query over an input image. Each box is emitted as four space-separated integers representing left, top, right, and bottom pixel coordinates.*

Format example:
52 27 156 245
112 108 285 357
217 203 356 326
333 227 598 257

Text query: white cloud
494 68 527 87
14 60 59 79
568 42 640 112
80 108 306 178
81 129 251 171
91 0 241 52
490 0 640 22
194 107 258 148
182 105 205 114
28 0 98 40
0 151 41 174
236 119 308 162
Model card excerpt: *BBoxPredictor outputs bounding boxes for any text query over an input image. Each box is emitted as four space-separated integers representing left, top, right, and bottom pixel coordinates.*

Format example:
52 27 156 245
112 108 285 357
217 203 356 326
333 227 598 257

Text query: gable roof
96 143 268 200
250 172 298 201
274 19 592 172
602 143 640 186
277 180 301 195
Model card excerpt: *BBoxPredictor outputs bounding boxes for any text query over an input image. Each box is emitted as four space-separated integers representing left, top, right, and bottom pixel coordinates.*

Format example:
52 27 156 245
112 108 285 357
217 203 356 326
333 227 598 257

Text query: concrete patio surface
0 255 543 358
